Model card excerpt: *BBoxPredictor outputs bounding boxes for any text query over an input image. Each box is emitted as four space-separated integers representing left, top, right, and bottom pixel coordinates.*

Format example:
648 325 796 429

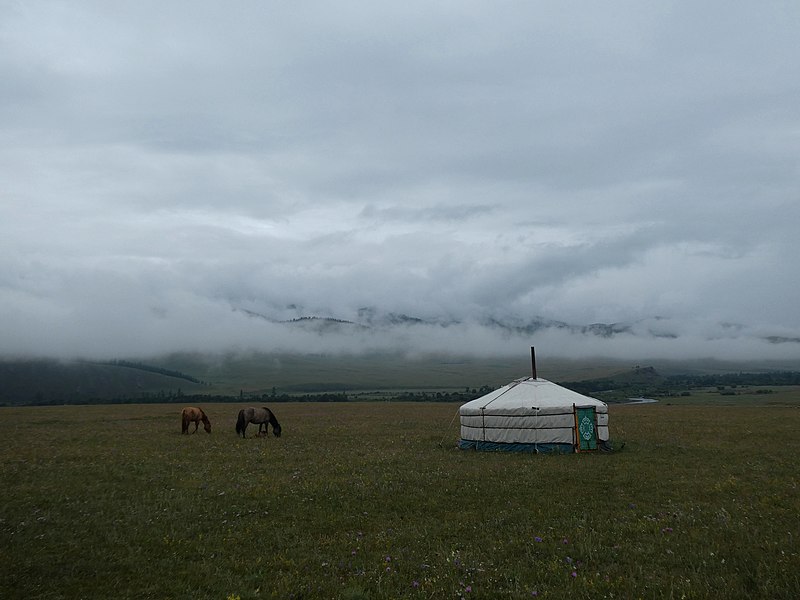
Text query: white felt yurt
459 375 610 453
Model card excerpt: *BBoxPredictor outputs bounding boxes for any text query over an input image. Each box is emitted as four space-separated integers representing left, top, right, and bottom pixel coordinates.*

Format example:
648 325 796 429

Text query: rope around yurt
438 409 460 448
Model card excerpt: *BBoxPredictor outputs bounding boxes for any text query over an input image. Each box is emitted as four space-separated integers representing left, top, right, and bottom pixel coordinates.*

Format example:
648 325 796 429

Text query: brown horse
236 406 281 438
181 407 211 434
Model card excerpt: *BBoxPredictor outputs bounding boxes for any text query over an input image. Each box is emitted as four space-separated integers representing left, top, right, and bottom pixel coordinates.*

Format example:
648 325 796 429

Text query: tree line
102 360 202 383
2 386 497 407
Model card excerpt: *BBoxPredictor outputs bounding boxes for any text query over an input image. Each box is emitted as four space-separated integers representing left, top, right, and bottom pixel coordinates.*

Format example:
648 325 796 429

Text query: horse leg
193 420 199 434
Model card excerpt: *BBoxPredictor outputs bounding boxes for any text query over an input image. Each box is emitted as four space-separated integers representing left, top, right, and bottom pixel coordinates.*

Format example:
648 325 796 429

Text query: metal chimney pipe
531 346 537 380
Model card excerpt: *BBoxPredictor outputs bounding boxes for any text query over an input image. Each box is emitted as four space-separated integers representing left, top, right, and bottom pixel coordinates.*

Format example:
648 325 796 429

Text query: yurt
459 353 610 453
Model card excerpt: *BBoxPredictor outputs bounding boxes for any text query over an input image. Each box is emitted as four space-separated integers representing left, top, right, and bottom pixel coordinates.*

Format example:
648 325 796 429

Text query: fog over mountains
228 303 800 362
3 286 800 361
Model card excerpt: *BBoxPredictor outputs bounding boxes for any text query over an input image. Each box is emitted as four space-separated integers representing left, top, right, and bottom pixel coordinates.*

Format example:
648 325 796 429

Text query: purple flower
412 580 420 589
534 536 543 543
531 592 539 597
562 538 569 545
465 585 472 593
571 571 577 578
385 555 392 562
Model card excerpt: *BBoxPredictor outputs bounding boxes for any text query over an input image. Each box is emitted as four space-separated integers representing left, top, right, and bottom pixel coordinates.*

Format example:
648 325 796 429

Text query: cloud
1 1 799 360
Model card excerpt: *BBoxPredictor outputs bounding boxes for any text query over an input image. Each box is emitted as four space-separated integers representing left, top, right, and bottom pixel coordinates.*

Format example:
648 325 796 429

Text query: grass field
2 401 799 599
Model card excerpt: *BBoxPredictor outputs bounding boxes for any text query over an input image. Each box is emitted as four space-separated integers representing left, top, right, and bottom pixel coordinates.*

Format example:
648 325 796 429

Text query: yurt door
575 406 598 451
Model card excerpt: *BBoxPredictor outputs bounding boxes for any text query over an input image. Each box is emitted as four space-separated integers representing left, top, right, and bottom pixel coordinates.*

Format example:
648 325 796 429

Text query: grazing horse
181 407 212 434
236 406 282 438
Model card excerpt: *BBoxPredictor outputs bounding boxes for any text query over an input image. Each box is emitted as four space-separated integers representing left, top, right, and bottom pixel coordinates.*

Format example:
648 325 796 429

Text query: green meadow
1 401 799 599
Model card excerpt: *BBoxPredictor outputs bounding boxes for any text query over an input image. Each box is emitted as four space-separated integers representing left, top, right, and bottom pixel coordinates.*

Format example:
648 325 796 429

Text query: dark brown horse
181 407 211 434
236 406 281 438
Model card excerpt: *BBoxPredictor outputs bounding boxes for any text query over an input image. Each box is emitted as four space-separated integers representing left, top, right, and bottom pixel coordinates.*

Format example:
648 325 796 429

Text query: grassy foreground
1 402 798 599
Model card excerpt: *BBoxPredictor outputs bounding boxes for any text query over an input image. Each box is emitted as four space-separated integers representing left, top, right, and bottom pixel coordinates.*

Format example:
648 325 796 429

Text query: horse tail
235 409 245 436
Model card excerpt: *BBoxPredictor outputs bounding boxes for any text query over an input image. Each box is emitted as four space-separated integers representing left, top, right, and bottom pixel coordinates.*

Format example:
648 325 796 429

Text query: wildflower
412 580 420 588
565 557 573 564
531 592 539 597
465 585 472 593
562 538 569 545
571 571 577 578
534 536 543 543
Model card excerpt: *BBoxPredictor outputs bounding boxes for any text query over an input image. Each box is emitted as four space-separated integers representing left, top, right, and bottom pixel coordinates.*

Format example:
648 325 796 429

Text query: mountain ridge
234 306 796 346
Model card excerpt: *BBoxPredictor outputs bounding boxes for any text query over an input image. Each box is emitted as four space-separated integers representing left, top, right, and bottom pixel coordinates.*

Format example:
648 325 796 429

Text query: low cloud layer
1 2 799 361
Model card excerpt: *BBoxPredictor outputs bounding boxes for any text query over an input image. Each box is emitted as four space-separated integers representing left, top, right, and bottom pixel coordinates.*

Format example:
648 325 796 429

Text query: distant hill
0 360 206 406
611 365 663 384
558 365 800 402
0 352 624 405
1 353 798 406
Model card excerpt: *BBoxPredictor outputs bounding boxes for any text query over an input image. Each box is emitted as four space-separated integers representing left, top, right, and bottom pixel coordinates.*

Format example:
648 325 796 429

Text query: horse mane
265 407 281 435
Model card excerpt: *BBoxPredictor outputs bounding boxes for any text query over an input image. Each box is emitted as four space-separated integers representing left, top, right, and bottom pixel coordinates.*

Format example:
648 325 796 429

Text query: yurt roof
459 377 606 414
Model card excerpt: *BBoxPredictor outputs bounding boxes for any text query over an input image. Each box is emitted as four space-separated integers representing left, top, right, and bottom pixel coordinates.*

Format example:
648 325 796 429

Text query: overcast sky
2 1 799 360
